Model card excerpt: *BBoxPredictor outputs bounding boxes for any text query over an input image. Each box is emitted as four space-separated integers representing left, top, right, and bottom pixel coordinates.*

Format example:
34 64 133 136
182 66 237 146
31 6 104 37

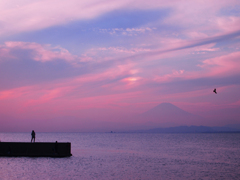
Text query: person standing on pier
31 130 36 142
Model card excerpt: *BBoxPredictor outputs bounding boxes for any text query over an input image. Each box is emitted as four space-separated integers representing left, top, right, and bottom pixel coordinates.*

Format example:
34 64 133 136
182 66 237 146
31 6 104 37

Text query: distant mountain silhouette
136 125 240 133
137 103 206 128
225 124 240 130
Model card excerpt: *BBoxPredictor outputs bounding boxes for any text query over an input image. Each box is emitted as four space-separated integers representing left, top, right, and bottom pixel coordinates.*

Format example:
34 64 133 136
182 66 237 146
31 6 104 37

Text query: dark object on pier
213 88 217 94
0 142 72 157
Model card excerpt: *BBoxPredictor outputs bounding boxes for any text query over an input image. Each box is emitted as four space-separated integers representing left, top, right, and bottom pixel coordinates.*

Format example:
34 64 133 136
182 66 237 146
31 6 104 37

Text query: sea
0 132 239 180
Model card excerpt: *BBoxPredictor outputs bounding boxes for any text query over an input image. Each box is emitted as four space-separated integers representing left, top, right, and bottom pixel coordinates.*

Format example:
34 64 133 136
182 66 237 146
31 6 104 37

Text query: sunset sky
0 0 240 132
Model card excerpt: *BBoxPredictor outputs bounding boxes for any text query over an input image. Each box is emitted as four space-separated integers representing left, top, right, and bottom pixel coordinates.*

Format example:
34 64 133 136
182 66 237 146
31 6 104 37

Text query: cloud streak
0 0 240 131
121 30 240 61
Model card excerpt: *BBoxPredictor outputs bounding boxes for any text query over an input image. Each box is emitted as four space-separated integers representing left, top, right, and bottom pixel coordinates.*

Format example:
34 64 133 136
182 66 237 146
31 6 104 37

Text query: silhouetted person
31 130 36 142
213 88 217 94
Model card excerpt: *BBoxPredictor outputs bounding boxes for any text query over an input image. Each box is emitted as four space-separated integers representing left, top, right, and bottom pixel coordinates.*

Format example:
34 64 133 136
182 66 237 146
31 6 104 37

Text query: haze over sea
0 132 239 180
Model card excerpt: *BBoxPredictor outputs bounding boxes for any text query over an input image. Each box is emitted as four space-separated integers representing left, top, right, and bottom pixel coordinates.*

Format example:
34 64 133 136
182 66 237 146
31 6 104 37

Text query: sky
0 0 240 132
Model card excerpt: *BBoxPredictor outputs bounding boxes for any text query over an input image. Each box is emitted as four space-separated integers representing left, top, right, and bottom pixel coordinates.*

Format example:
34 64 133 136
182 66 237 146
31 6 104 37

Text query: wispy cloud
96 27 156 36
123 30 240 61
1 0 240 130
1 0 238 37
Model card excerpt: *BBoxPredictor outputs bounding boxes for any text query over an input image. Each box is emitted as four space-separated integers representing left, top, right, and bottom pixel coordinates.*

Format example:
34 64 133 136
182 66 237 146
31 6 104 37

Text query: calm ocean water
0 133 239 180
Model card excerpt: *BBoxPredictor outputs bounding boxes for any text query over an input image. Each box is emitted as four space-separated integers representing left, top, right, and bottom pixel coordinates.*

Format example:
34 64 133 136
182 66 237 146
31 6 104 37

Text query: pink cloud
1 38 239 92
216 16 240 32
153 51 240 84
1 0 240 131
0 0 239 38
0 0 129 36
163 0 239 34
1 36 239 89
199 51 240 77
0 36 239 130
3 41 78 62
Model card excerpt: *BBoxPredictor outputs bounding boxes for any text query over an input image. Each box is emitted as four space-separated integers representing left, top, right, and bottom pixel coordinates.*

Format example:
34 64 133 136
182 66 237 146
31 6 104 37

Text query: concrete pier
0 142 72 157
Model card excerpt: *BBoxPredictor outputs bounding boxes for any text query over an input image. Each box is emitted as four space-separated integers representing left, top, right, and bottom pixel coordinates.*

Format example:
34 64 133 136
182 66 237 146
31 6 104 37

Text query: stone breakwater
0 142 72 157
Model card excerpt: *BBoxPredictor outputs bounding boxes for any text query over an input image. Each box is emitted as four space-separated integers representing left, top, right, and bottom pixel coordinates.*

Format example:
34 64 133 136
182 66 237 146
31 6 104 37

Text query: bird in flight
213 88 217 94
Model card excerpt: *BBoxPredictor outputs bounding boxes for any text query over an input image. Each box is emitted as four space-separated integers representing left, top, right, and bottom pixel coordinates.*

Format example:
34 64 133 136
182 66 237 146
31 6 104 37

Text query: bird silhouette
213 88 217 94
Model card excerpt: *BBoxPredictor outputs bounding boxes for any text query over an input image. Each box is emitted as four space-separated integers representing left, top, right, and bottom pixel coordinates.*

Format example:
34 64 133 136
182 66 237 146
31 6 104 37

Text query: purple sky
0 0 240 132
